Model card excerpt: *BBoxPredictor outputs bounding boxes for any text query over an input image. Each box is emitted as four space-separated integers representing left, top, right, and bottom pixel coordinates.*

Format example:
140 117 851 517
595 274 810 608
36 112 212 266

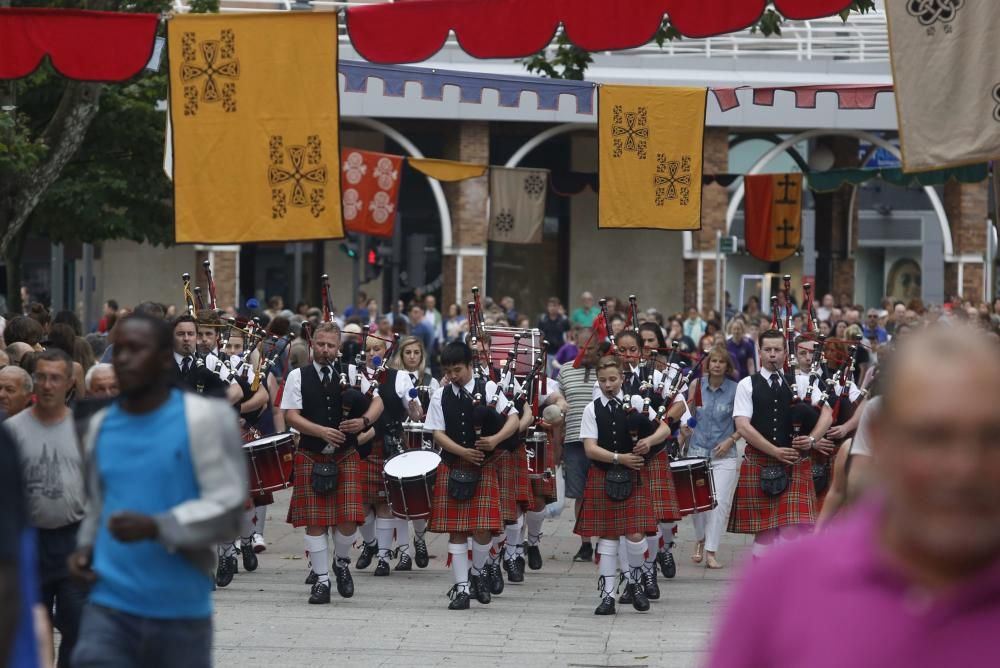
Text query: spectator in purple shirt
707 324 1000 667
725 319 756 379
552 326 584 378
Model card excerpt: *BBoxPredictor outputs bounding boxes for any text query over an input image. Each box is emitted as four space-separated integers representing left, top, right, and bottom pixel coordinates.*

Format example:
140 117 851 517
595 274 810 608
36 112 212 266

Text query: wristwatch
808 436 816 449
613 452 620 465
362 416 371 429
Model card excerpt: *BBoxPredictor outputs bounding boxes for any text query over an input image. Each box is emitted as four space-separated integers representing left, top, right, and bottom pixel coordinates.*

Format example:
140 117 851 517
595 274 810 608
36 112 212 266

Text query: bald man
708 325 1000 666
5 343 32 367
0 366 32 418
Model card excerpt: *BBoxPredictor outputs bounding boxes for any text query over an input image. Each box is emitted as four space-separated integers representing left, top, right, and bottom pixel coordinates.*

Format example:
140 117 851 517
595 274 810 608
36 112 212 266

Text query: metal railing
171 1 889 63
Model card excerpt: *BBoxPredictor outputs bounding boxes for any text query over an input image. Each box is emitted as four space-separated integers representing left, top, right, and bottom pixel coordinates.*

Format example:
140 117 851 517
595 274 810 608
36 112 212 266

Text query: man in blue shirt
69 314 246 668
862 309 889 344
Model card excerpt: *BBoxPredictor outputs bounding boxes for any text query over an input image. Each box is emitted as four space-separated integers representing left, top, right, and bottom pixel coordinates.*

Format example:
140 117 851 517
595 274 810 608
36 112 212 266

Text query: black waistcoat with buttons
299 364 344 453
442 378 503 452
593 399 654 471
750 372 793 448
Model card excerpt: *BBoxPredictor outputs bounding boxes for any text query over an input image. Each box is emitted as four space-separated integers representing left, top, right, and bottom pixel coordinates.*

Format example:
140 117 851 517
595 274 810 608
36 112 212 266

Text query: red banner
340 149 404 238
0 8 159 81
745 173 803 263
346 0 852 64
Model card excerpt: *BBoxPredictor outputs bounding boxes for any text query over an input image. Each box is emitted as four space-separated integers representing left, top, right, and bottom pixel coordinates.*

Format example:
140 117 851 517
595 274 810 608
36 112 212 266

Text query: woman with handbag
575 356 673 616
686 345 742 569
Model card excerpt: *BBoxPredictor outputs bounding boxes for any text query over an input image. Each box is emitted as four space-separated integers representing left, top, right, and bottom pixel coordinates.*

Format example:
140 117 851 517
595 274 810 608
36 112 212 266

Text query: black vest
442 379 504 454
749 372 793 448
593 398 654 471
376 368 406 437
298 364 344 453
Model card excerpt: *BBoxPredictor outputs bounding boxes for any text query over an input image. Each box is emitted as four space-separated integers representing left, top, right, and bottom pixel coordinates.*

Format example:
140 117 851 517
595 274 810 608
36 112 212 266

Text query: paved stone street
214 491 752 668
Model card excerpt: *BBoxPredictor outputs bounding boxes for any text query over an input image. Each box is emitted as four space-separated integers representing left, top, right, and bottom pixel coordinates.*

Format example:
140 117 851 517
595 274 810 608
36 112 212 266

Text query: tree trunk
0 80 103 258
4 226 26 314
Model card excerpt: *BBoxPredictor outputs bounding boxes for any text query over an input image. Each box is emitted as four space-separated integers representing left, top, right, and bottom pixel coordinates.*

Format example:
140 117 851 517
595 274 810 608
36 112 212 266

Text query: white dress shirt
578 391 656 441
733 368 823 420
424 377 515 432
280 362 373 411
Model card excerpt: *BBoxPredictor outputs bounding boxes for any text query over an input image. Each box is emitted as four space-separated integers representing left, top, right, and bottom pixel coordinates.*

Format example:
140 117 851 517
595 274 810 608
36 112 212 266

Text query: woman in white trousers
685 345 742 569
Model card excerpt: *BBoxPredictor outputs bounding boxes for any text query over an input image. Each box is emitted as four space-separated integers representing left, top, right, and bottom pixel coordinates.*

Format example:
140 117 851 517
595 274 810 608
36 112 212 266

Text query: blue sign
859 144 901 169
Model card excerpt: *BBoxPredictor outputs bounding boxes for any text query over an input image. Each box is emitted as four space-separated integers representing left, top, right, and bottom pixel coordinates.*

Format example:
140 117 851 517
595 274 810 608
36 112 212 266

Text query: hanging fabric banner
341 148 404 238
407 157 487 182
488 166 548 244
807 163 989 193
744 173 802 263
886 1 1000 171
598 84 706 230
168 12 343 243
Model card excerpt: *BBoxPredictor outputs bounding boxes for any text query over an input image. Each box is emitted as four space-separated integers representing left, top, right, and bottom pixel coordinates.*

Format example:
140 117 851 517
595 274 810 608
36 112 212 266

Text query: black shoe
395 552 413 571
488 562 504 595
356 541 378 570
642 566 660 600
629 581 650 612
333 561 354 598
232 554 239 574
414 537 429 568
504 557 525 583
308 580 331 604
215 555 235 588
447 585 471 610
526 543 543 570
373 558 391 576
618 576 633 605
594 595 617 615
241 542 258 572
469 572 491 604
573 542 594 562
658 549 677 579
304 570 318 585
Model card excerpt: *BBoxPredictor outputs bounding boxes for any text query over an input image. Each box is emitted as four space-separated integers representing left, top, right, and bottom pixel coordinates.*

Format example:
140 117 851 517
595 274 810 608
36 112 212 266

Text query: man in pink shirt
707 325 1000 667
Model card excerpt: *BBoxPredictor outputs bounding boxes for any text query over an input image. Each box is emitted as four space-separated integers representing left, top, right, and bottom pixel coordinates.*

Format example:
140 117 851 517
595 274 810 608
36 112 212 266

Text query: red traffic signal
367 248 377 265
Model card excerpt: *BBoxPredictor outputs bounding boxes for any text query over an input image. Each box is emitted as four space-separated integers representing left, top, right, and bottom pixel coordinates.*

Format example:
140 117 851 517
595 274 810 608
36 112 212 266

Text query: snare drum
669 458 717 516
525 430 551 480
402 421 427 451
243 433 295 495
383 449 441 519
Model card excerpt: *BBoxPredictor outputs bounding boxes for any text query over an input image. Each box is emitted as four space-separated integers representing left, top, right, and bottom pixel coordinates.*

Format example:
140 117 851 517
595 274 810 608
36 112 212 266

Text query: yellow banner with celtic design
168 12 343 242
598 85 706 231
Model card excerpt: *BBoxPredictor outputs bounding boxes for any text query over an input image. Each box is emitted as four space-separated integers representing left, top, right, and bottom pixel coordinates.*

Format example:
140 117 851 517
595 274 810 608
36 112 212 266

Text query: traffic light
364 244 389 282
339 241 358 259
367 248 377 265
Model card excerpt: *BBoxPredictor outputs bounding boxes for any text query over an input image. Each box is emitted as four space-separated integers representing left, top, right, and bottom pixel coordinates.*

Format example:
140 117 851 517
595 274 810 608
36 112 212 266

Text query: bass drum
383 449 441 519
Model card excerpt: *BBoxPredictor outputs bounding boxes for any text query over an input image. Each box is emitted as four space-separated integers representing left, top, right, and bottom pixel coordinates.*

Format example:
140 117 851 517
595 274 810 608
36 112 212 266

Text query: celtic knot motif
494 210 515 234
268 135 328 219
611 105 649 160
906 0 964 27
180 30 240 116
653 153 692 207
523 173 545 199
993 84 1000 123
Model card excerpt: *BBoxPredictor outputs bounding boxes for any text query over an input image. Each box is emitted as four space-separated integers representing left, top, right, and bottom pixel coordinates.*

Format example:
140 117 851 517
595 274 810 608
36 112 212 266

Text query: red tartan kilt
526 441 557 510
428 457 503 534
646 449 682 522
286 449 366 528
574 466 656 538
728 445 817 534
512 443 533 503
495 450 525 523
358 443 387 507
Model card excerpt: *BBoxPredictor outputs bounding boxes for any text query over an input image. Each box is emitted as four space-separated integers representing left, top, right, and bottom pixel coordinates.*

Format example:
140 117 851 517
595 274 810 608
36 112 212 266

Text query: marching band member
390 336 438 567
281 323 384 605
685 345 741 569
577 356 672 615
364 335 422 574
728 330 827 559
424 341 519 610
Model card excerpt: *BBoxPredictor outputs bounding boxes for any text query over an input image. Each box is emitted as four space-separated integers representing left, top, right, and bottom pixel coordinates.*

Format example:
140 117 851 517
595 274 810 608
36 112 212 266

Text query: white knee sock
597 539 619 596
242 508 256 541
376 517 395 560
626 538 647 574
304 534 329 583
359 510 376 545
394 518 411 555
659 522 676 551
525 510 545 546
504 517 523 560
617 538 629 578
412 519 428 541
491 534 505 563
645 534 659 570
448 543 470 593
471 540 491 576
253 506 267 535
332 529 354 567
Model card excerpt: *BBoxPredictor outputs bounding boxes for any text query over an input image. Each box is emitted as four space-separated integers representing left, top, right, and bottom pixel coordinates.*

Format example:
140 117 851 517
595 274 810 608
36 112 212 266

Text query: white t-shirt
424 378 516 432
280 362 374 411
849 396 879 457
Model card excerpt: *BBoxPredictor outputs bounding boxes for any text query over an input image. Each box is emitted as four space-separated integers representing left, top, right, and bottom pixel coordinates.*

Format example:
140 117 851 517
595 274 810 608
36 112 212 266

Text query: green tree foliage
520 0 877 79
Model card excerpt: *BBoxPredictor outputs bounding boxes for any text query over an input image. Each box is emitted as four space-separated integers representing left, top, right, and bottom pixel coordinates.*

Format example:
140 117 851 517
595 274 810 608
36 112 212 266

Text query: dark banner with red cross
744 173 802 263
340 148 404 238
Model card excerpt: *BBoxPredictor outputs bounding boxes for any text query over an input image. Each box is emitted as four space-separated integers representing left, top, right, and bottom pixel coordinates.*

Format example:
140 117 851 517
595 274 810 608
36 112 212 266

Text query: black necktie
770 374 781 392
321 365 332 389
181 356 191 376
410 373 418 386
